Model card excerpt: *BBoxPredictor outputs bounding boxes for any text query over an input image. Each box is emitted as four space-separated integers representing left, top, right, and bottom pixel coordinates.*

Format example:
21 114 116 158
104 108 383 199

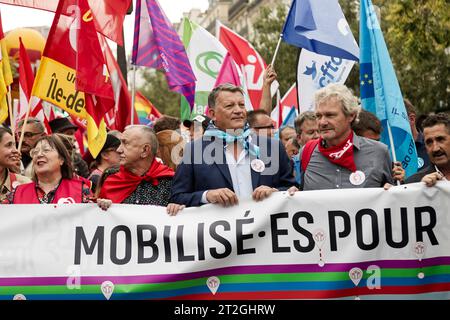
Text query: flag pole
17 96 38 152
130 63 136 125
271 35 283 66
6 88 15 145
386 121 401 186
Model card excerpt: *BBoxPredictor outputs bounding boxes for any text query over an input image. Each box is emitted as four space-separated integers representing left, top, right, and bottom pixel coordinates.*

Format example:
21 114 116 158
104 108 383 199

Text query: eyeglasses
17 131 44 139
30 146 55 158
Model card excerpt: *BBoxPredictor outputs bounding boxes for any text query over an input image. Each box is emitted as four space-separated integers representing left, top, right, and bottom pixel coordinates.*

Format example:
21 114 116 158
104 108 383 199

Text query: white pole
386 121 401 186
271 35 283 66
17 96 38 152
130 64 136 125
6 88 15 145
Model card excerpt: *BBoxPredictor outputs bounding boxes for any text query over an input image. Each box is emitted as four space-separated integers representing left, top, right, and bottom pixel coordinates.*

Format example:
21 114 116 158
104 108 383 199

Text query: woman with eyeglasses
4 134 92 204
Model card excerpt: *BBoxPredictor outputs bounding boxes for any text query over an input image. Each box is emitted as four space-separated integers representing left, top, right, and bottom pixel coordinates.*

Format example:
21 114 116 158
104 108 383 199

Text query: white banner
0 182 449 300
297 49 355 112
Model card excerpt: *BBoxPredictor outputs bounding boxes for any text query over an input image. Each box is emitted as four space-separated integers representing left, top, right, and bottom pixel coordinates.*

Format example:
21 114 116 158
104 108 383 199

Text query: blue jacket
170 135 296 207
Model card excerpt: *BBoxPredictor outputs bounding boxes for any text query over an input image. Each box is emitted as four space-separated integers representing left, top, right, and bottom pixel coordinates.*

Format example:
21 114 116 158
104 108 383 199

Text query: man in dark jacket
171 84 296 207
405 113 450 186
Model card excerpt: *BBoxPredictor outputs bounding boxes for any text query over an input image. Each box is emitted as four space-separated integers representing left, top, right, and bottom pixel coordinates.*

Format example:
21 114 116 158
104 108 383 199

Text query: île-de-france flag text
282 0 359 61
31 0 115 158
360 0 418 177
132 0 196 109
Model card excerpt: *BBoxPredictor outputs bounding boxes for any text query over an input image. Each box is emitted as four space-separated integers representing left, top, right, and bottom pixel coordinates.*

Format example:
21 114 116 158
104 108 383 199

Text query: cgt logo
303 57 345 88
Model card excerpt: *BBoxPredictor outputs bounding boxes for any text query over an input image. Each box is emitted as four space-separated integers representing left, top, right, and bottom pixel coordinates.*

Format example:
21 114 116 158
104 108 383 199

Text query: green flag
180 18 227 120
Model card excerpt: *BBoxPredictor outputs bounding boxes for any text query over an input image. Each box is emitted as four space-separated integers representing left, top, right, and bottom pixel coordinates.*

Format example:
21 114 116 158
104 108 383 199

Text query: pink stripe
0 257 448 287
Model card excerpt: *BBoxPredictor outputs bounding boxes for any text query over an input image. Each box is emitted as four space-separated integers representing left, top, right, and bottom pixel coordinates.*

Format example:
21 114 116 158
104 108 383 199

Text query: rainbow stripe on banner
1 258 449 300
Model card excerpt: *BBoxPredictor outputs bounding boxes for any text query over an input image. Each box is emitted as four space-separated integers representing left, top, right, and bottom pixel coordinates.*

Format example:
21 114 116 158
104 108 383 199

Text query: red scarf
99 159 175 203
318 131 357 172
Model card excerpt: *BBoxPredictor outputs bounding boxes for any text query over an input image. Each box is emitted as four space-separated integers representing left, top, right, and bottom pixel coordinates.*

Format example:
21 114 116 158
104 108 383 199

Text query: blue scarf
203 122 260 157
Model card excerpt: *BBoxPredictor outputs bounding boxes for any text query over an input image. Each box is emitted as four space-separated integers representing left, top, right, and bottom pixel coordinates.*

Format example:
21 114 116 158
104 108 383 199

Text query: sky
0 0 209 52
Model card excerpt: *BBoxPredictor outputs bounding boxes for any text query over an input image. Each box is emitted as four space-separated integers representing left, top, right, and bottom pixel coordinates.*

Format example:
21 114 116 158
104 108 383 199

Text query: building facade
181 0 290 38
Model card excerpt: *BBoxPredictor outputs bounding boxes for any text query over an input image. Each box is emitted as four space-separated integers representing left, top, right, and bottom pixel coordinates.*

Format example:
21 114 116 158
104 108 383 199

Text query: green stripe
1 266 449 295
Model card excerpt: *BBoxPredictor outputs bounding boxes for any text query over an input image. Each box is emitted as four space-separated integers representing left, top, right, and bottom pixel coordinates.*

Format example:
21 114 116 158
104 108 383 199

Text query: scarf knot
318 131 357 172
98 159 175 203
203 122 260 157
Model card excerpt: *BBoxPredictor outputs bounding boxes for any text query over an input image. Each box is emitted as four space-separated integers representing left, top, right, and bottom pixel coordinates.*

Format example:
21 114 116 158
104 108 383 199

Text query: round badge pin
418 157 424 169
349 170 365 186
251 159 265 173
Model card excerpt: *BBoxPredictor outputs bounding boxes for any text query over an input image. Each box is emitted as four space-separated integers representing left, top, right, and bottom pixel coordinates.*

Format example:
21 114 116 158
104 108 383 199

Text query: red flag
217 21 267 110
0 0 131 45
31 0 115 157
18 37 51 133
271 83 299 127
204 52 243 115
100 35 139 131
280 83 298 111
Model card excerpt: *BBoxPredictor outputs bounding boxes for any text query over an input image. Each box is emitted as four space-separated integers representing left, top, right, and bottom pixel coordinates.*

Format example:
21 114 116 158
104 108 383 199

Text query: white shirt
201 144 253 203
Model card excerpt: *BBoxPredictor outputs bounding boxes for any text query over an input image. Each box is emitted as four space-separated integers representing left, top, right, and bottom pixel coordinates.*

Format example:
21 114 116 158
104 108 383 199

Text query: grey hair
17 117 45 133
294 111 317 134
125 125 159 156
314 84 360 124
208 83 244 109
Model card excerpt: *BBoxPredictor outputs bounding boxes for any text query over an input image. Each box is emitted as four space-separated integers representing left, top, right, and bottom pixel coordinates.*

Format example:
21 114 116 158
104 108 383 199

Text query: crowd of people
1 75 449 214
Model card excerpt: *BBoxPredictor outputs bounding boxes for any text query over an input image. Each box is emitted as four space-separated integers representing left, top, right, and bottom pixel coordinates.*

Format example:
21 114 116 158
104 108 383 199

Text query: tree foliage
252 4 298 95
138 68 180 116
252 0 449 114
380 0 449 113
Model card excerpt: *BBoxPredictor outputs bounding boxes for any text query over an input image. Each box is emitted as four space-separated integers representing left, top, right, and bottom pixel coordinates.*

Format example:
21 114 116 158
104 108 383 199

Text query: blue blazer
170 135 296 207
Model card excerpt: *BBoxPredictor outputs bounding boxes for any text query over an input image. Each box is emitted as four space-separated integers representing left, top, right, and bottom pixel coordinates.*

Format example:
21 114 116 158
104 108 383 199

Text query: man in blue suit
170 83 296 207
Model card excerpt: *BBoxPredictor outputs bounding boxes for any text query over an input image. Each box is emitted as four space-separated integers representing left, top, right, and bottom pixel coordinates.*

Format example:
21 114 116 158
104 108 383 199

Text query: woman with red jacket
5 135 92 204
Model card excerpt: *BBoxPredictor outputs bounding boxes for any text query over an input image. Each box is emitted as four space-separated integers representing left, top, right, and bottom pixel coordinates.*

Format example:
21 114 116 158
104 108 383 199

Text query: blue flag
360 0 418 177
282 0 359 61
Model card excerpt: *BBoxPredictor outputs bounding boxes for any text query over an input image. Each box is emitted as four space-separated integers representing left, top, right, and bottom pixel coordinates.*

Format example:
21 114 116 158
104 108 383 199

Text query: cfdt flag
282 0 359 61
297 49 355 112
132 0 196 108
360 0 418 177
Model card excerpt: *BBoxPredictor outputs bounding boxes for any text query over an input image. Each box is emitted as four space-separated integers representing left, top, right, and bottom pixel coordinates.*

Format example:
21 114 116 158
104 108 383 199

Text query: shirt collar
352 132 363 150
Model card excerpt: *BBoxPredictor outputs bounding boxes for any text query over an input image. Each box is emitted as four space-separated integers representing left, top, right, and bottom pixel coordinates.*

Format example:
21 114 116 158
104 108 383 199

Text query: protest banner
0 182 449 300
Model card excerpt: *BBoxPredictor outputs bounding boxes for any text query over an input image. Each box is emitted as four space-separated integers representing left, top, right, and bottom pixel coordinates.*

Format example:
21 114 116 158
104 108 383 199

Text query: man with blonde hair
300 84 394 190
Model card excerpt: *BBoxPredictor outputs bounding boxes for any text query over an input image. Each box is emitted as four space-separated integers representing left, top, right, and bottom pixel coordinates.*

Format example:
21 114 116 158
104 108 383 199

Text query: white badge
206 276 220 295
418 157 424 169
349 170 365 186
101 281 115 300
251 159 265 173
57 197 75 204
